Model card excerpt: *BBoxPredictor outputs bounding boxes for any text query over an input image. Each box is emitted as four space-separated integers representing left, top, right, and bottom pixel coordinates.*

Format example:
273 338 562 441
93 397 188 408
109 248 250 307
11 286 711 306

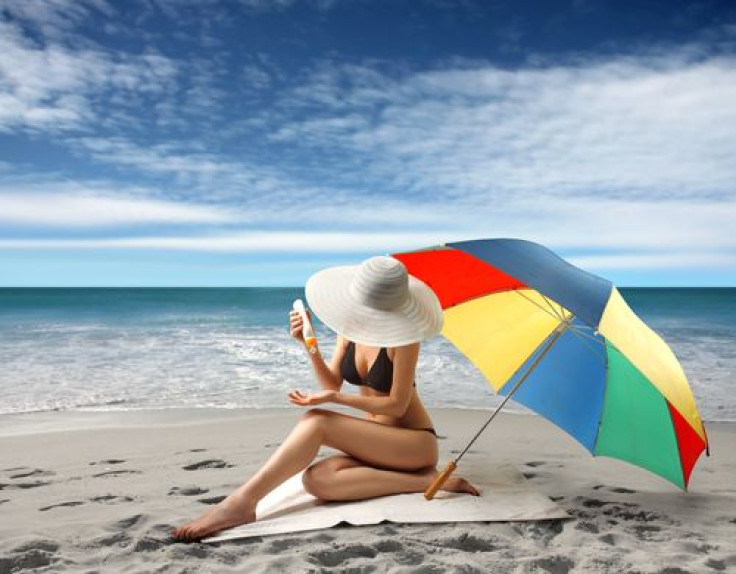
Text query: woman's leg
303 454 480 501
172 408 440 540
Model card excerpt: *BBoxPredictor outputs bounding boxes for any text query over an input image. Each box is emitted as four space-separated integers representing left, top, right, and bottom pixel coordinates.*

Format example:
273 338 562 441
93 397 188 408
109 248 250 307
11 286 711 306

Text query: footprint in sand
439 532 498 552
579 497 610 508
264 537 305 554
93 469 143 478
0 480 52 490
90 495 134 504
89 459 126 466
2 540 60 571
41 495 135 510
514 520 565 545
198 495 227 505
309 544 379 568
364 540 425 567
169 486 209 496
39 500 86 512
705 558 727 571
91 531 132 548
133 536 172 552
530 556 575 574
575 521 600 534
9 468 56 479
182 459 235 471
114 513 145 530
592 484 637 494
599 532 620 546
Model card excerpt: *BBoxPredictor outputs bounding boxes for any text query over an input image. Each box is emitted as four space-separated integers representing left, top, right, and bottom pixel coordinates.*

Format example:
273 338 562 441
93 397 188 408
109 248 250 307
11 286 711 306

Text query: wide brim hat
305 255 444 347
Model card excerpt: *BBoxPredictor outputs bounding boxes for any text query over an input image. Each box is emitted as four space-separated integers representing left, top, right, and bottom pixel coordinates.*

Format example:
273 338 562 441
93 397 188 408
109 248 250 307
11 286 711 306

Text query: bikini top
340 340 416 394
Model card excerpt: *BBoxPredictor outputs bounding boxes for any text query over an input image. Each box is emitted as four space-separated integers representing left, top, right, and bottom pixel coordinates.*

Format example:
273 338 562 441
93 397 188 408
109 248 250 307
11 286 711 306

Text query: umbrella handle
424 460 457 500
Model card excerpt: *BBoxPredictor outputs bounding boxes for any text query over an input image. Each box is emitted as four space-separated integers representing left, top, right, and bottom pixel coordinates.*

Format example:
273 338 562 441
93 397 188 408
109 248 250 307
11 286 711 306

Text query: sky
1 0 735 287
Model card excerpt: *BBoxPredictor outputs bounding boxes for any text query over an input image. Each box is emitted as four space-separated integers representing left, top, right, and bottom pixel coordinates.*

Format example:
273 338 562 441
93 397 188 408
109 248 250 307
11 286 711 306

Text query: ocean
0 288 734 422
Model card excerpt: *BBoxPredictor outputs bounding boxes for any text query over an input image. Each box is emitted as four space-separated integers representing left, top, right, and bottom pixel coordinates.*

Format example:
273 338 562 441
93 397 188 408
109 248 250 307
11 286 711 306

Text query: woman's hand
288 389 336 407
289 308 313 343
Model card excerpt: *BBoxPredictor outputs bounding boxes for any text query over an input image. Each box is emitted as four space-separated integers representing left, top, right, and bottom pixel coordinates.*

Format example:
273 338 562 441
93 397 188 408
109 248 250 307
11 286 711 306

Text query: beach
1 407 734 573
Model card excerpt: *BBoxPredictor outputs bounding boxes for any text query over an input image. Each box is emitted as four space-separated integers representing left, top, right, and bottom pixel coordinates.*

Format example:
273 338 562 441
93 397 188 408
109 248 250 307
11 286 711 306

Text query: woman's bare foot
419 467 480 496
442 475 480 496
172 491 256 542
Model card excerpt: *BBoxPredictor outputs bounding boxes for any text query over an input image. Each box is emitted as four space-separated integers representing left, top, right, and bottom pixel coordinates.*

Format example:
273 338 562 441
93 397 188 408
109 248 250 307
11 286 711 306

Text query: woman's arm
332 342 419 418
305 335 346 392
291 308 345 392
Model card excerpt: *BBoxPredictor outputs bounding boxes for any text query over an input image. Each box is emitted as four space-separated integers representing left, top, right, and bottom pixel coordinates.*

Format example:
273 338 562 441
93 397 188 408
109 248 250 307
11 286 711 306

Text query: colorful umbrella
390 238 710 493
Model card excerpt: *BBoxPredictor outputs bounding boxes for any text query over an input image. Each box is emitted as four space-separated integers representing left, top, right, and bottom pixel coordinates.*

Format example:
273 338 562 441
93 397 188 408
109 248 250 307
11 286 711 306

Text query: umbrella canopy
391 238 710 490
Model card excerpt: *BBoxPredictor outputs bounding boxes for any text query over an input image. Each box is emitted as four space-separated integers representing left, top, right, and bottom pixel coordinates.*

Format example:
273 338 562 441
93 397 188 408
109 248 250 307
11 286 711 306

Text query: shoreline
1 405 733 438
0 405 536 437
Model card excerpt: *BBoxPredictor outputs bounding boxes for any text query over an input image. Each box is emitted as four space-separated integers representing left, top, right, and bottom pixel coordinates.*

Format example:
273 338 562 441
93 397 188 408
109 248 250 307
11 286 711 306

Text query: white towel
202 459 569 543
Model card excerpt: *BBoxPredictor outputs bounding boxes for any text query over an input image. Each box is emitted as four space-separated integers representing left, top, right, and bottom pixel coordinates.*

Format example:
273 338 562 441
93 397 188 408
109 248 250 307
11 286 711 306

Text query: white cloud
0 16 178 133
569 252 736 270
0 228 733 276
0 0 114 40
0 230 454 252
0 191 239 226
269 47 736 202
1 194 735 263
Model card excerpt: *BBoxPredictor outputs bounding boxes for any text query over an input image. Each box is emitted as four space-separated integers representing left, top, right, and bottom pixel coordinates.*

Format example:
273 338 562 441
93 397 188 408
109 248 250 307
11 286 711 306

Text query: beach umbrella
389 238 710 496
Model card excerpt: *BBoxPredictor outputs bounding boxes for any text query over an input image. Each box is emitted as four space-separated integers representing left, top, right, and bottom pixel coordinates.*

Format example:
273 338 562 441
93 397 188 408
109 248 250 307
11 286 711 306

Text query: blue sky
1 0 735 287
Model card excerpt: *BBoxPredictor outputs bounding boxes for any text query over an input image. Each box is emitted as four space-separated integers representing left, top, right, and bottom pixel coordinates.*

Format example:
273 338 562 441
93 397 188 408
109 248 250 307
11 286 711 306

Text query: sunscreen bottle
293 299 318 354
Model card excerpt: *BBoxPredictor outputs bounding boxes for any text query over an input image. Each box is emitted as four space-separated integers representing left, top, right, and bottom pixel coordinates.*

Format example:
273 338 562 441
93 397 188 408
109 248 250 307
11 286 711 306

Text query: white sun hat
304 255 444 347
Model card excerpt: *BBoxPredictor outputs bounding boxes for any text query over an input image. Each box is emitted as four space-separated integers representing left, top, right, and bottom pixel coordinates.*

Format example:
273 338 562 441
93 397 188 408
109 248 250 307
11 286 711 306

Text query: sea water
0 287 734 422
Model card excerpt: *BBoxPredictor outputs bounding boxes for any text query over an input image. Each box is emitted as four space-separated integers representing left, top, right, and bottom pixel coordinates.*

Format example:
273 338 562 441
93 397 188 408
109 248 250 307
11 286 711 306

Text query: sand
0 406 734 573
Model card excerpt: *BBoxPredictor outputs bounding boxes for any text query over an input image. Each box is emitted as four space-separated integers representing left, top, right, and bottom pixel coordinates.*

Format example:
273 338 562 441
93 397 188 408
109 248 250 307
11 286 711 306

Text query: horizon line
1 285 735 289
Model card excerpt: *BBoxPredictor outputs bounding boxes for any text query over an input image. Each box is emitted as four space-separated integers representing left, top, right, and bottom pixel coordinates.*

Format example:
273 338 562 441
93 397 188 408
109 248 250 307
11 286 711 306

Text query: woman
172 256 478 541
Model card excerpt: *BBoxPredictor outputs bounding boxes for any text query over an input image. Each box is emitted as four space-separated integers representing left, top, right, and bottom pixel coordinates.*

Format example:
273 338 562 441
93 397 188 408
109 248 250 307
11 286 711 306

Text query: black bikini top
340 340 416 394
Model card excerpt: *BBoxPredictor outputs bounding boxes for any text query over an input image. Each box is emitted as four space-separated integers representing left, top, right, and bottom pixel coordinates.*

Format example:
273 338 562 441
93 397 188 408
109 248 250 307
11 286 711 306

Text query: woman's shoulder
336 333 352 350
386 340 421 362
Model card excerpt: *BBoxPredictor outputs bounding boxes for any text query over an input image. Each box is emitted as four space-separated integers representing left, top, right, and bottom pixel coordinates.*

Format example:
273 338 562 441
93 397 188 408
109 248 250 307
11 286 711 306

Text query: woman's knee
302 461 332 498
302 456 357 498
299 407 332 428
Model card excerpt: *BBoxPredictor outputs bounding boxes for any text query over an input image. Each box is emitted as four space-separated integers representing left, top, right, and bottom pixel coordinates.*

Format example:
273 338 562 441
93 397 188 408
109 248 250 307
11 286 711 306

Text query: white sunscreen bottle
293 299 318 354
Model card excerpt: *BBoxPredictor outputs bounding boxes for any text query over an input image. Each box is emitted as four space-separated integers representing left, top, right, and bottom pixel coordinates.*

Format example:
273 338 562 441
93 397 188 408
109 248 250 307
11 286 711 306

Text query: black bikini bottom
366 418 437 437
411 426 437 437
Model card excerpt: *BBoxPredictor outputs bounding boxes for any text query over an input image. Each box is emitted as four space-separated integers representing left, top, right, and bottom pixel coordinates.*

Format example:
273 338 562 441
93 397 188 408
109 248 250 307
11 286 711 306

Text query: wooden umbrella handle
424 460 457 500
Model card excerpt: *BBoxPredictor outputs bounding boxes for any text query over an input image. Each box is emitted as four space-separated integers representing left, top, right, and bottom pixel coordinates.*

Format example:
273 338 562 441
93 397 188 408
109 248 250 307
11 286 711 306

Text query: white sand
1 407 734 573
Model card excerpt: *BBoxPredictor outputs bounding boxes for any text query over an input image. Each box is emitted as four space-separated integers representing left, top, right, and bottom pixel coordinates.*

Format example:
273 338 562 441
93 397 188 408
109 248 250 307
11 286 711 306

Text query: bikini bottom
410 426 437 437
366 418 437 437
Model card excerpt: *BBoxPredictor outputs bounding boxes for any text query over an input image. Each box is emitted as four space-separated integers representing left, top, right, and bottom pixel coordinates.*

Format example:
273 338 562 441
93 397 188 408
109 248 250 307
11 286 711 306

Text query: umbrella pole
424 318 572 500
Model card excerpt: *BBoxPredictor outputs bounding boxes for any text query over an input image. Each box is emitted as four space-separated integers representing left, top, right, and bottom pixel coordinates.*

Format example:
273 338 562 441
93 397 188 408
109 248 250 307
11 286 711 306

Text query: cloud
570 252 736 270
0 190 239 226
1 225 733 276
0 11 178 133
0 0 114 40
0 230 455 252
268 43 736 203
